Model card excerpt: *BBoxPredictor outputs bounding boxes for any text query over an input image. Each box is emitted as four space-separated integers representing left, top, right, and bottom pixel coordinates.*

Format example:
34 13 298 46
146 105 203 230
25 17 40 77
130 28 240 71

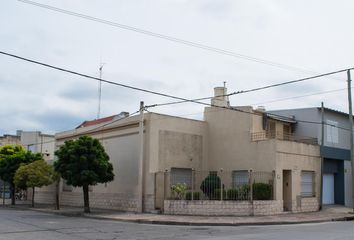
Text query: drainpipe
347 70 354 212
320 102 324 210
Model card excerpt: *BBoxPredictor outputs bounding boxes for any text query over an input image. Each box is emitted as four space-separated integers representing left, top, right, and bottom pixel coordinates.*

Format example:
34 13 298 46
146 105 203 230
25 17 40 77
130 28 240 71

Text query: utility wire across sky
18 0 326 76
1 50 353 141
1 50 352 109
147 69 351 108
22 109 142 148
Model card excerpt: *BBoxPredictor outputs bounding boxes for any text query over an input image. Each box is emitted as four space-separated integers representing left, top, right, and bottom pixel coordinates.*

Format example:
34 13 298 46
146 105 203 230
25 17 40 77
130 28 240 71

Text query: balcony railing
251 131 318 145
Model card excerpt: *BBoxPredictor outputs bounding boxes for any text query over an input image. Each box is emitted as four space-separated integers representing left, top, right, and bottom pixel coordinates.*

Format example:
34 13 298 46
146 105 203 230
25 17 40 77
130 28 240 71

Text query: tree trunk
55 180 60 210
83 185 90 213
31 187 35 208
10 183 15 205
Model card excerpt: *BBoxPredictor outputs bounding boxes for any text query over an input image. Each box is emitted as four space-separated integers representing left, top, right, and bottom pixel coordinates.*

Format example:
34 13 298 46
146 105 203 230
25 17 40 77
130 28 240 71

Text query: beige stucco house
0 134 21 147
36 87 320 215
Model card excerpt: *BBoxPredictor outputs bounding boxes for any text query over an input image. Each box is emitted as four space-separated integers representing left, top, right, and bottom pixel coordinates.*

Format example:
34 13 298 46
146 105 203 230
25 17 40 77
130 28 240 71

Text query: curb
2 206 354 227
82 215 354 227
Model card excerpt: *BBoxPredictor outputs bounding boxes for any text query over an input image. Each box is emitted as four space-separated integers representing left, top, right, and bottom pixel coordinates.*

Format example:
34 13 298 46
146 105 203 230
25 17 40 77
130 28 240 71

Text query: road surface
0 208 354 239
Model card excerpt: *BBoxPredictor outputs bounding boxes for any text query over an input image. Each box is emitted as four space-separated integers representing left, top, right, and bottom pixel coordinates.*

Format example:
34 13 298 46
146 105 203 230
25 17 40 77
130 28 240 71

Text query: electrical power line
18 0 325 75
147 87 350 122
0 50 203 105
146 68 352 108
146 106 352 132
21 103 352 149
250 87 349 106
4 50 351 112
1 50 353 136
23 109 141 148
2 50 354 130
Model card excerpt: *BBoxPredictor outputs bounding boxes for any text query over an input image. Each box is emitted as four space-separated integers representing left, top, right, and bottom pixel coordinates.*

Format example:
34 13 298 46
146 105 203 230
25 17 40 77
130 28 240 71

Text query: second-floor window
326 120 338 144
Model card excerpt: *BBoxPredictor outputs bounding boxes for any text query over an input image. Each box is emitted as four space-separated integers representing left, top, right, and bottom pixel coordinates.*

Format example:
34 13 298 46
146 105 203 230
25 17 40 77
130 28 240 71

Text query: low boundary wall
164 200 283 216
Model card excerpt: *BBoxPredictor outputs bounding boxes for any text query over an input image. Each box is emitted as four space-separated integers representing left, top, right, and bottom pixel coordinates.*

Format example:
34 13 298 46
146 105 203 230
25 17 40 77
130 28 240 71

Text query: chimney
211 83 230 107
256 106 266 112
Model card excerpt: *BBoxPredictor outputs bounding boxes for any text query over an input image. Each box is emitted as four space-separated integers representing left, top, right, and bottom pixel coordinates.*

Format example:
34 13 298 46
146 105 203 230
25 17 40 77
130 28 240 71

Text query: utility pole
137 101 145 213
347 69 354 213
97 64 104 119
320 102 324 210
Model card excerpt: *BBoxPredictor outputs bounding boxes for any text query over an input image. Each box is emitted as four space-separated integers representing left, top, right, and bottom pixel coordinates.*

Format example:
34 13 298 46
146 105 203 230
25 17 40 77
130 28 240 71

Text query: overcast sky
1 0 353 135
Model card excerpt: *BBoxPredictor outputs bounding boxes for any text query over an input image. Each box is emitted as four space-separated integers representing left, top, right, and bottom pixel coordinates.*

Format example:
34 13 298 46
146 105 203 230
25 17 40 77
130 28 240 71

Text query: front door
283 170 292 211
323 174 335 205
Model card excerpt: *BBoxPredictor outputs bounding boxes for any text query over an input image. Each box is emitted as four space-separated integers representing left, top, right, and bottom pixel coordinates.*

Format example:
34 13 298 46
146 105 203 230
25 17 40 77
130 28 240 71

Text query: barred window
170 168 192 189
232 171 249 188
301 171 315 197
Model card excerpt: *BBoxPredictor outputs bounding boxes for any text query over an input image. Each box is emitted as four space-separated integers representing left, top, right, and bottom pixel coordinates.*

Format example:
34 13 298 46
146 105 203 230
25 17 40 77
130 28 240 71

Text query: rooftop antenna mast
97 62 105 119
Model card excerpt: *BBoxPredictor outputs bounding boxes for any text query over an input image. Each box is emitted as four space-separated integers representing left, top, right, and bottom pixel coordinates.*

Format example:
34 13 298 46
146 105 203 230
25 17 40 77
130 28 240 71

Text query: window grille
170 168 192 189
301 171 315 197
232 171 249 188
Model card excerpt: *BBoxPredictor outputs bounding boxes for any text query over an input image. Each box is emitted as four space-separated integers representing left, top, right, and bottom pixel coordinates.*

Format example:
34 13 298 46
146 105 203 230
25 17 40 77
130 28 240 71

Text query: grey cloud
60 83 97 101
1 0 353 136
29 110 88 133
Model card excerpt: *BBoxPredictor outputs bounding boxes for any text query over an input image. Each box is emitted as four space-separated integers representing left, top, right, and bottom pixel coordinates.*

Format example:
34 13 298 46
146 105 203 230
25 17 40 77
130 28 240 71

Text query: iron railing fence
0 180 10 199
251 131 318 145
163 170 275 201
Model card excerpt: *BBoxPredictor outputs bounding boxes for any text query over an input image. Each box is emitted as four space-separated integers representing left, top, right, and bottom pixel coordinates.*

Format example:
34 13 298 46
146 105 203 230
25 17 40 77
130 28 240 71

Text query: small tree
14 160 55 207
54 136 114 213
0 145 41 205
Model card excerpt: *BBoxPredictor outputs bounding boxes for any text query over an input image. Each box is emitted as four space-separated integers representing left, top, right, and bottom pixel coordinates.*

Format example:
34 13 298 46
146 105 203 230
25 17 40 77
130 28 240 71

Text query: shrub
213 188 227 200
185 191 200 200
226 188 238 200
238 184 250 200
170 183 187 200
200 174 221 199
253 183 272 200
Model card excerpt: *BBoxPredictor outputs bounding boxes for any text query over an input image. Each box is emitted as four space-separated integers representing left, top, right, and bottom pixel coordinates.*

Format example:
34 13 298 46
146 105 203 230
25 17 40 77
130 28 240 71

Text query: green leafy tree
14 160 55 207
0 145 42 205
54 136 114 213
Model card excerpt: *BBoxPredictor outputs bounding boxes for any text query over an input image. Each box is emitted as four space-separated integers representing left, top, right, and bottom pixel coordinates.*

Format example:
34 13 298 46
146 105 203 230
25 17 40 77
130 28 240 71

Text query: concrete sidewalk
1 202 354 226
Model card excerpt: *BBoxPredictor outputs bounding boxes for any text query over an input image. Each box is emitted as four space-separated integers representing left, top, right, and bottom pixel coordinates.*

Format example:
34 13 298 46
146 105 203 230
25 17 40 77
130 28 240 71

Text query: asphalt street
1 208 354 240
